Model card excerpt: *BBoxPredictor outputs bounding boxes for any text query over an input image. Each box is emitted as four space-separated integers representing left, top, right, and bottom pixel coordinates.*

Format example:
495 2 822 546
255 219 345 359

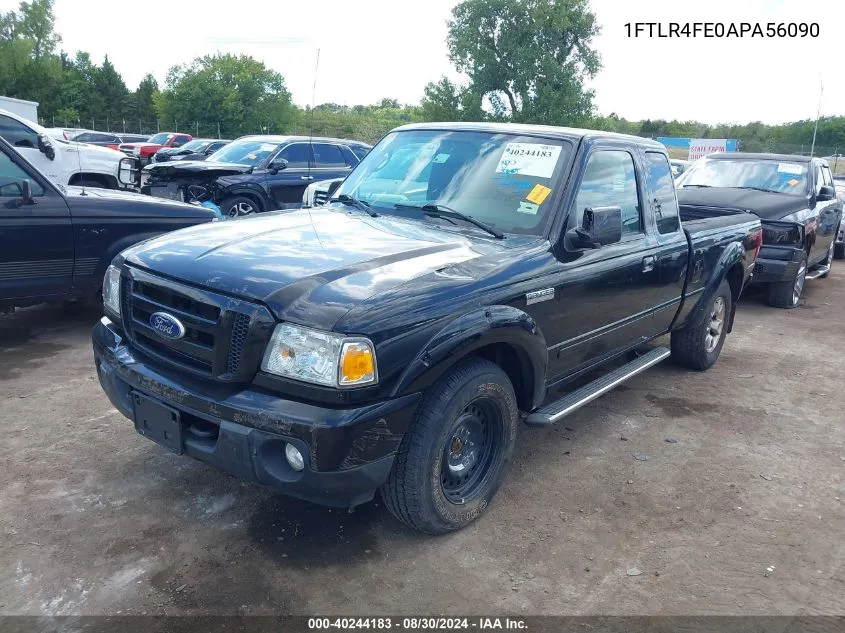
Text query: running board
805 264 830 280
524 347 671 427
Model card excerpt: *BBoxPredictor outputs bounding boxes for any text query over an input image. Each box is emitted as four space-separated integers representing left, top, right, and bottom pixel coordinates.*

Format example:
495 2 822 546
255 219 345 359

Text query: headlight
261 324 377 387
102 265 121 316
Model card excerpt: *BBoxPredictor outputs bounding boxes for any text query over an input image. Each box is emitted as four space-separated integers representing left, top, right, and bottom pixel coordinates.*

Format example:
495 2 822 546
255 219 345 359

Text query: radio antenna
307 48 320 184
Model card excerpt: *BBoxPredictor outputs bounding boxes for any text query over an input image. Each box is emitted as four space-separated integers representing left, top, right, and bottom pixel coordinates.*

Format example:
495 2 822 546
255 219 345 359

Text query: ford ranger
92 123 762 534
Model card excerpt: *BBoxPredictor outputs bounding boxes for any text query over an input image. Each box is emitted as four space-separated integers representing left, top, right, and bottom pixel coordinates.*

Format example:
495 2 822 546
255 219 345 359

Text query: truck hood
122 207 507 330
144 161 252 178
64 186 217 219
677 187 809 220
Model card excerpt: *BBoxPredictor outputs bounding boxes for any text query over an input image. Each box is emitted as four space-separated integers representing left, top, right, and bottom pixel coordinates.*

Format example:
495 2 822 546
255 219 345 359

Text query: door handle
642 256 656 272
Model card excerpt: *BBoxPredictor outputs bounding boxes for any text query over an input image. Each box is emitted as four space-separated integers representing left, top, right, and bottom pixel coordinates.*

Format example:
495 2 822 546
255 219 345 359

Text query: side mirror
818 185 836 202
37 134 55 161
268 158 288 174
566 206 623 249
20 179 33 203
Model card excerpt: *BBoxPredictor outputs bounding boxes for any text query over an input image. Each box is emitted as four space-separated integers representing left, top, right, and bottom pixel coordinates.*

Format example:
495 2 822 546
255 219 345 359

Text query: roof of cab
706 152 815 163
392 121 666 149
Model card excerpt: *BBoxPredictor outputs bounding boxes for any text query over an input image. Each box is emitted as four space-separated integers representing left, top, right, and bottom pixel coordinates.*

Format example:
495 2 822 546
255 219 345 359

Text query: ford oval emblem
149 312 186 340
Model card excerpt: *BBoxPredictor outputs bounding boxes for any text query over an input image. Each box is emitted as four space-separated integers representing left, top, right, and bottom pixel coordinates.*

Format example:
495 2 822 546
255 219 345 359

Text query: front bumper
751 246 804 284
92 317 419 507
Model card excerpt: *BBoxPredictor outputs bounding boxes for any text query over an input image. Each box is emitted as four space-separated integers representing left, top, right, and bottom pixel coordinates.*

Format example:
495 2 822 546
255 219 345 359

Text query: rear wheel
671 279 732 371
765 253 807 308
221 196 260 218
381 358 518 535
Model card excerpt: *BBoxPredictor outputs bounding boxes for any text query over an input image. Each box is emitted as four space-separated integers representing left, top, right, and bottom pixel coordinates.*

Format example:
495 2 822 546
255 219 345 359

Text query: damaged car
139 135 367 217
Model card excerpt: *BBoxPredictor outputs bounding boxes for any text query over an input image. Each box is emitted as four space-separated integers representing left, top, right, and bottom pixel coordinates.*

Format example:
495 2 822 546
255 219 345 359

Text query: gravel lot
1 271 844 617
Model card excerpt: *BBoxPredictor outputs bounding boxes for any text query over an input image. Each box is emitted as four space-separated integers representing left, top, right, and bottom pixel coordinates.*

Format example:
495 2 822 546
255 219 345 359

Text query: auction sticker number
496 143 562 178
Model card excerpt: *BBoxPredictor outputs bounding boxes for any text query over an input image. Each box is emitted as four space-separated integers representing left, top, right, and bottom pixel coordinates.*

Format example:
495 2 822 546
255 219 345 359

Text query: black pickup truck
677 153 843 308
0 136 217 313
92 123 762 534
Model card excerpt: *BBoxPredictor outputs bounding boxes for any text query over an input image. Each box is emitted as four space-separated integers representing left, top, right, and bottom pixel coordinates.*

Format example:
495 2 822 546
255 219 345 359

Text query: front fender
681 240 745 332
216 181 269 209
392 305 548 410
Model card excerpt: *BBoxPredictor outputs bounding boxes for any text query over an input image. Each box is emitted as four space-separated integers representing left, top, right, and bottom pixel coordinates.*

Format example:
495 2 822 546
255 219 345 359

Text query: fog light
285 443 305 472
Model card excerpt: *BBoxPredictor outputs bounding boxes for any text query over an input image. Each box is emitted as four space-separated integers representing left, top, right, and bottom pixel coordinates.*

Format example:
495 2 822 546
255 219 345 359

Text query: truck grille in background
313 190 329 206
120 270 274 382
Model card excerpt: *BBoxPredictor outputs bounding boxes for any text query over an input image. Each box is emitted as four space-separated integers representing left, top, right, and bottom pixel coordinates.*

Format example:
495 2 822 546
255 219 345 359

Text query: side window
0 151 44 197
0 115 39 148
351 145 371 161
171 135 190 148
572 150 642 236
644 152 681 234
277 143 310 168
74 132 94 143
208 142 225 153
311 143 347 168
815 165 825 194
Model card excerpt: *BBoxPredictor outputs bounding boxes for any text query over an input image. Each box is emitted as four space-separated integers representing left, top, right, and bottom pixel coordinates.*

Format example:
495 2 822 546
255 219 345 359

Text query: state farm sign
689 139 728 160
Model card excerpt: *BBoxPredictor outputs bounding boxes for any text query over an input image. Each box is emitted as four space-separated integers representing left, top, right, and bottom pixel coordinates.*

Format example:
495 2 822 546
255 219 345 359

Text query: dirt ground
1 271 844 617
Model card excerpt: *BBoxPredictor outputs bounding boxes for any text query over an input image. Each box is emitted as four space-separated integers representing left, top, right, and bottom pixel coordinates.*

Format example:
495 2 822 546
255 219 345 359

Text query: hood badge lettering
526 288 554 305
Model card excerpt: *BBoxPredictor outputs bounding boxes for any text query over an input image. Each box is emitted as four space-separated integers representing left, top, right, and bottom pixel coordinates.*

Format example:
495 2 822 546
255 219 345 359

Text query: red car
119 132 192 166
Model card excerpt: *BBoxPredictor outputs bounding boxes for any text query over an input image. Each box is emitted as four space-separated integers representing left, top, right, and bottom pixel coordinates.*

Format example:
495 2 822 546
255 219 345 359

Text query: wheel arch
219 187 268 212
686 242 744 333
391 305 548 412
69 172 118 189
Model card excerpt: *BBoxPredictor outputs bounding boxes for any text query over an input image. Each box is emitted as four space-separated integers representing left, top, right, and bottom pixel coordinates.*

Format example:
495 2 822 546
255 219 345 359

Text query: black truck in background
0 136 217 313
677 153 843 308
93 123 762 534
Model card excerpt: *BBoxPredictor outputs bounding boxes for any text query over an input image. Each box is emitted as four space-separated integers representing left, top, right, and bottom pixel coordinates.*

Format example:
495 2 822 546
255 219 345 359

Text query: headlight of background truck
102 265 121 317
261 324 377 387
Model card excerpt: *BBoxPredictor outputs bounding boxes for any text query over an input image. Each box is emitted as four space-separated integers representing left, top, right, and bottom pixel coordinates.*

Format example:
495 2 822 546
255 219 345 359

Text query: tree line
2 0 844 152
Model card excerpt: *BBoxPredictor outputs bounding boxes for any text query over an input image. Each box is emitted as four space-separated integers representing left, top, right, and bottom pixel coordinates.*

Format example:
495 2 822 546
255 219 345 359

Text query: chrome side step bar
805 264 830 280
524 347 671 427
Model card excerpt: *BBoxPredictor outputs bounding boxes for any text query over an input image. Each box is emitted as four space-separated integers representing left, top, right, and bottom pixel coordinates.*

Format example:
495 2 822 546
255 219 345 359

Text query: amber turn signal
339 340 377 386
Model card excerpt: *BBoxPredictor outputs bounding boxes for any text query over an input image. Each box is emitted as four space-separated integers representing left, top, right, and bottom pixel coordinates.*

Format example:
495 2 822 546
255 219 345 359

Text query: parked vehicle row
676 153 843 308
139 135 372 217
92 122 763 535
151 138 231 163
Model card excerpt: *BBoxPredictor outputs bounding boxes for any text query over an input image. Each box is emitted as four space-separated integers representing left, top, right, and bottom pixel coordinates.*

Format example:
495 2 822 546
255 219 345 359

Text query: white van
0 108 135 190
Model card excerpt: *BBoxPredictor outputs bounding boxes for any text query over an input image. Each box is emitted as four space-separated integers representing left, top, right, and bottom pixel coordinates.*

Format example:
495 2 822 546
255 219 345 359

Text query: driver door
265 142 312 209
0 143 73 301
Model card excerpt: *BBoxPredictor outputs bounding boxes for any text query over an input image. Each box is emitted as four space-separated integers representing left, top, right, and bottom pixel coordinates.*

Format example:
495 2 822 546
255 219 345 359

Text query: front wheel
221 196 260 218
765 253 807 308
671 279 732 371
381 358 518 535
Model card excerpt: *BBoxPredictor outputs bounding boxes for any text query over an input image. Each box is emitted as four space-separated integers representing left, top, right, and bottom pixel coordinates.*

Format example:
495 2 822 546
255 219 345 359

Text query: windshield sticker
526 184 552 205
496 143 562 178
517 201 540 215
787 178 800 187
777 163 804 175
433 153 450 164
495 174 534 194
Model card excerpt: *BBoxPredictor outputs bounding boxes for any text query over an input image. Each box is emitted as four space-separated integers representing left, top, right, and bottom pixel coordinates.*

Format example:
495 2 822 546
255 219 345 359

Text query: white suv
0 109 135 190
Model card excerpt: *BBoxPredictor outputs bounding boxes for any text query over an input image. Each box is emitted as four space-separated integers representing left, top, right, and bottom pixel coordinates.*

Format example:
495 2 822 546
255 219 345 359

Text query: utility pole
810 79 823 157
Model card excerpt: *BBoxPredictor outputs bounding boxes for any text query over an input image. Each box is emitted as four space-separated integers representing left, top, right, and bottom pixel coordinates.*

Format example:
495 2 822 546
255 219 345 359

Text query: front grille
120 269 274 382
313 190 329 206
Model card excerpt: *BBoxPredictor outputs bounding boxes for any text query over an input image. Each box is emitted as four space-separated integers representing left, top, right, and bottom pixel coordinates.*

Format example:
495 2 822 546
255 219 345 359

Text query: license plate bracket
132 391 183 454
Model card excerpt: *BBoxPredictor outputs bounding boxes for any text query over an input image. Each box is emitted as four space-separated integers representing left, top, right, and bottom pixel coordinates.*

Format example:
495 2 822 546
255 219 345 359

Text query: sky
3 0 844 124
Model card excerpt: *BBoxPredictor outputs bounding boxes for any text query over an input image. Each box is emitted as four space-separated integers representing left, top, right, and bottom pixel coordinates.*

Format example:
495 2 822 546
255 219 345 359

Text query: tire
671 279 732 371
381 358 518 535
835 242 845 260
765 253 807 309
221 196 260 218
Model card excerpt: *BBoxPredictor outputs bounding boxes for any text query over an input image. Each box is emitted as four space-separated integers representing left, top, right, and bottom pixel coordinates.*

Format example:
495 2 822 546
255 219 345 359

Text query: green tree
419 77 484 122
14 0 59 59
130 73 159 127
94 55 129 129
155 53 293 137
446 0 600 125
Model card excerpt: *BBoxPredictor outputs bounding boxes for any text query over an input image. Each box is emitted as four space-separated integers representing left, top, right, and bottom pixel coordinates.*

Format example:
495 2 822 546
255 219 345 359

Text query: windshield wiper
731 186 777 193
393 203 504 239
680 184 712 188
330 193 378 217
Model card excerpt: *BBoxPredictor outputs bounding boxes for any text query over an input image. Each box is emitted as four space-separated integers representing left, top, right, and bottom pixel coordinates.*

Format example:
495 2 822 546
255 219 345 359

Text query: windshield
678 157 809 194
148 133 174 145
207 139 280 166
334 130 571 235
180 140 208 152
